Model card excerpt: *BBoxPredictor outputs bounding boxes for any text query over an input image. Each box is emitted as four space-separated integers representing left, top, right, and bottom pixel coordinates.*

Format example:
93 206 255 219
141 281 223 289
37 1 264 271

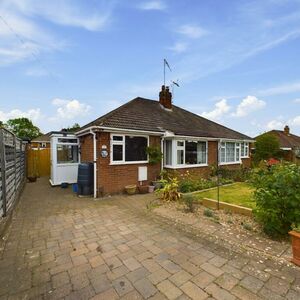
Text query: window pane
185 141 197 164
58 138 78 143
197 142 207 164
57 145 78 163
125 136 147 161
236 143 240 161
241 142 245 157
113 144 123 161
245 143 249 156
165 140 172 165
177 141 184 147
113 136 123 141
226 142 235 162
220 147 225 163
177 150 184 164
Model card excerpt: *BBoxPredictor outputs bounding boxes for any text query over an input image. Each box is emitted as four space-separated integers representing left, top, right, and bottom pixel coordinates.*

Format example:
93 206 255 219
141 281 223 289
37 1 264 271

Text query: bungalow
31 132 51 149
76 86 253 196
256 126 300 163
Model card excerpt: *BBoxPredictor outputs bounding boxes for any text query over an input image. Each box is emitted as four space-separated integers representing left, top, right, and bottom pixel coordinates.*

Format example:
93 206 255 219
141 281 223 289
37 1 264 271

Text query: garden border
201 197 253 216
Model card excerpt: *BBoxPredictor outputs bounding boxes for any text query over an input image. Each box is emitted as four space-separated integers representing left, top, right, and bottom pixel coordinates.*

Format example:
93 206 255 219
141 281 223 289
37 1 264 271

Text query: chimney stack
284 125 290 135
159 85 172 109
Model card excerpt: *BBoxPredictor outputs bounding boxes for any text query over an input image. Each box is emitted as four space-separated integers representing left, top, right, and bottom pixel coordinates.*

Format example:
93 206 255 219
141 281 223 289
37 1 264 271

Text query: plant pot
139 185 149 194
289 230 300 266
125 185 136 195
148 185 155 193
27 176 37 182
152 181 162 190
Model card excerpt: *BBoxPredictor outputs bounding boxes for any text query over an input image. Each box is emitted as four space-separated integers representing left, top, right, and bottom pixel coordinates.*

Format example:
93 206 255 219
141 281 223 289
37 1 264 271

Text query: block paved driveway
0 178 300 300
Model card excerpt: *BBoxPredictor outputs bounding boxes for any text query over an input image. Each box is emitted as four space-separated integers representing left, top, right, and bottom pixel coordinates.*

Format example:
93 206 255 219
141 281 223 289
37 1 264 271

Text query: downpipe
90 129 97 198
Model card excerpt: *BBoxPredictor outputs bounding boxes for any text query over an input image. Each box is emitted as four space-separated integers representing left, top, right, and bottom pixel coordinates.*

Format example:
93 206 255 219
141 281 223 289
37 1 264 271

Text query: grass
194 182 255 209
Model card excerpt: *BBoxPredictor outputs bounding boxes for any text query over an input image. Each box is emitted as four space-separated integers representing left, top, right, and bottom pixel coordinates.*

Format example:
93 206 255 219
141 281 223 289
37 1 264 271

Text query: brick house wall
97 132 161 195
79 134 252 195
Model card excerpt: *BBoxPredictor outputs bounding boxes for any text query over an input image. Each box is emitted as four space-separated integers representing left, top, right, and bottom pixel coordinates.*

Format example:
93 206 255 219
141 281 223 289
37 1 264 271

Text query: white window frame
240 142 249 158
110 133 149 165
219 141 242 165
164 138 208 169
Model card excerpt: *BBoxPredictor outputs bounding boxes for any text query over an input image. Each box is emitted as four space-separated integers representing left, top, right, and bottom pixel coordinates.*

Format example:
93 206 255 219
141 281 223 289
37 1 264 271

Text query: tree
64 123 80 132
0 120 3 128
254 133 281 163
6 118 42 140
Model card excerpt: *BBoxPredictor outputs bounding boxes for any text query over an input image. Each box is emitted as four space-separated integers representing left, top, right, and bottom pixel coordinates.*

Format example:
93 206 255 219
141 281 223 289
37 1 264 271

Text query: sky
1 0 300 137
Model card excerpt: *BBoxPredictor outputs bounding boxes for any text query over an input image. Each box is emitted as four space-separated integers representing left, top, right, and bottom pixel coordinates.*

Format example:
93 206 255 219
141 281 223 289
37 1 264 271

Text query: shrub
251 163 300 237
156 177 181 202
203 208 214 218
242 222 252 231
183 195 196 213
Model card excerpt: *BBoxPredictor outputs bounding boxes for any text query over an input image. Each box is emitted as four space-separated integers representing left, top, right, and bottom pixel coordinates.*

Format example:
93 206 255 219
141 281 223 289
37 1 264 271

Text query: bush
182 195 196 213
156 177 181 202
251 163 300 237
203 208 214 218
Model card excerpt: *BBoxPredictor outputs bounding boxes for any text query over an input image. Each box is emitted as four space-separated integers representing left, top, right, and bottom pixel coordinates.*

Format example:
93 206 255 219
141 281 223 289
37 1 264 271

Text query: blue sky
1 0 300 137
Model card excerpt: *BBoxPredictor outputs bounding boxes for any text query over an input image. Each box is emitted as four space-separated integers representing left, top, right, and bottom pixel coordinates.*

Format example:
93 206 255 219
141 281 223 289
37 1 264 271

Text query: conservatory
49 132 80 185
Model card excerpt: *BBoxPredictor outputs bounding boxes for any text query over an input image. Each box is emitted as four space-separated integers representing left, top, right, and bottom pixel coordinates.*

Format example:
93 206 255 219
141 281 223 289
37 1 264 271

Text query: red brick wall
97 132 161 195
79 135 94 162
79 135 252 195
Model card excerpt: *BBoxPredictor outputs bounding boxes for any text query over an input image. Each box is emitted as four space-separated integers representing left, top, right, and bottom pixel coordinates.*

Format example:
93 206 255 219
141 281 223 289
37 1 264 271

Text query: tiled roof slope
265 130 300 149
79 97 252 140
31 132 51 142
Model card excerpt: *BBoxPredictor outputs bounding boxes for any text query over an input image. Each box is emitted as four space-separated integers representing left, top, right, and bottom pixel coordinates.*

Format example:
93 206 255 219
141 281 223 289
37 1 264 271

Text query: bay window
220 142 241 164
164 139 207 167
111 134 148 164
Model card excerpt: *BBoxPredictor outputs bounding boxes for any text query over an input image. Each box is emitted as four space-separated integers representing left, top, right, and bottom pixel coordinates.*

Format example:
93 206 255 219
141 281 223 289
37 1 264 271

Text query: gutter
90 129 97 198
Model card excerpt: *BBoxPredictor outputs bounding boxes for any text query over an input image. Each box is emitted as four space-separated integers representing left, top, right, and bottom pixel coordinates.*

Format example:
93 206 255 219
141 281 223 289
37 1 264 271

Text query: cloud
201 99 230 121
52 98 91 120
232 96 266 117
0 0 113 65
177 24 208 39
294 98 300 103
168 42 188 53
0 108 42 123
290 116 300 126
266 119 284 130
138 1 166 10
258 81 300 96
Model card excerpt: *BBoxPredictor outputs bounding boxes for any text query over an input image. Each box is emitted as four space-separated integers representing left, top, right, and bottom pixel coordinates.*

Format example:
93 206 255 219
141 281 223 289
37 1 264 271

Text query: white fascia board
281 147 292 150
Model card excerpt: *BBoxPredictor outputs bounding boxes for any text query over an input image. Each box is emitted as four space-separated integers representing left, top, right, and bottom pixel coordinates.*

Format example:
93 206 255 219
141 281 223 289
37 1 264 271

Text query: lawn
194 182 256 209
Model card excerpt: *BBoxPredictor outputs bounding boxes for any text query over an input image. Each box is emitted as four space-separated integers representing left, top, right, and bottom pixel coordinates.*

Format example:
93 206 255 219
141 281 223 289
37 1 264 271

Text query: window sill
164 164 208 169
110 161 149 166
241 156 249 159
219 161 242 166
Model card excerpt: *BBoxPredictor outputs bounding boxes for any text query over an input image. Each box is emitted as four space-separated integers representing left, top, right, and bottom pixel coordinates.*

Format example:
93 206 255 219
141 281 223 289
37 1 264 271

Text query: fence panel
0 128 26 218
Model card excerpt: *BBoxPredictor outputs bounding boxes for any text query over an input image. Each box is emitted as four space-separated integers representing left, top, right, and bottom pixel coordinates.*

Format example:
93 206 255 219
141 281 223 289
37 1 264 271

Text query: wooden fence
27 147 50 177
0 128 26 218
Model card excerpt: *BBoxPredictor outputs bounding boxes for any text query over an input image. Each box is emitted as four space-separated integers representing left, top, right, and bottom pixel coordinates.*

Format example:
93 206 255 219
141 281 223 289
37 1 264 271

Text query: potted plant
289 225 300 266
125 184 137 195
148 185 155 193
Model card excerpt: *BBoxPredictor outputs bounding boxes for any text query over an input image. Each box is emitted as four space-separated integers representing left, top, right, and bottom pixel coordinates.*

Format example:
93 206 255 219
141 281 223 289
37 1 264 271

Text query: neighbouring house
31 133 51 149
76 85 253 196
256 126 300 163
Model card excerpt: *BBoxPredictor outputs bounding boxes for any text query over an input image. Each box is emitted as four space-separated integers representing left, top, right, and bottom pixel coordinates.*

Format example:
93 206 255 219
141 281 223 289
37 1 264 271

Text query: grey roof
79 97 252 140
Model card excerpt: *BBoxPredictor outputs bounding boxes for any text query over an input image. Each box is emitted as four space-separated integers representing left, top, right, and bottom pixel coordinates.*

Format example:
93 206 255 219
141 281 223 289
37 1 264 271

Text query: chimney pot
284 125 290 135
159 85 172 109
